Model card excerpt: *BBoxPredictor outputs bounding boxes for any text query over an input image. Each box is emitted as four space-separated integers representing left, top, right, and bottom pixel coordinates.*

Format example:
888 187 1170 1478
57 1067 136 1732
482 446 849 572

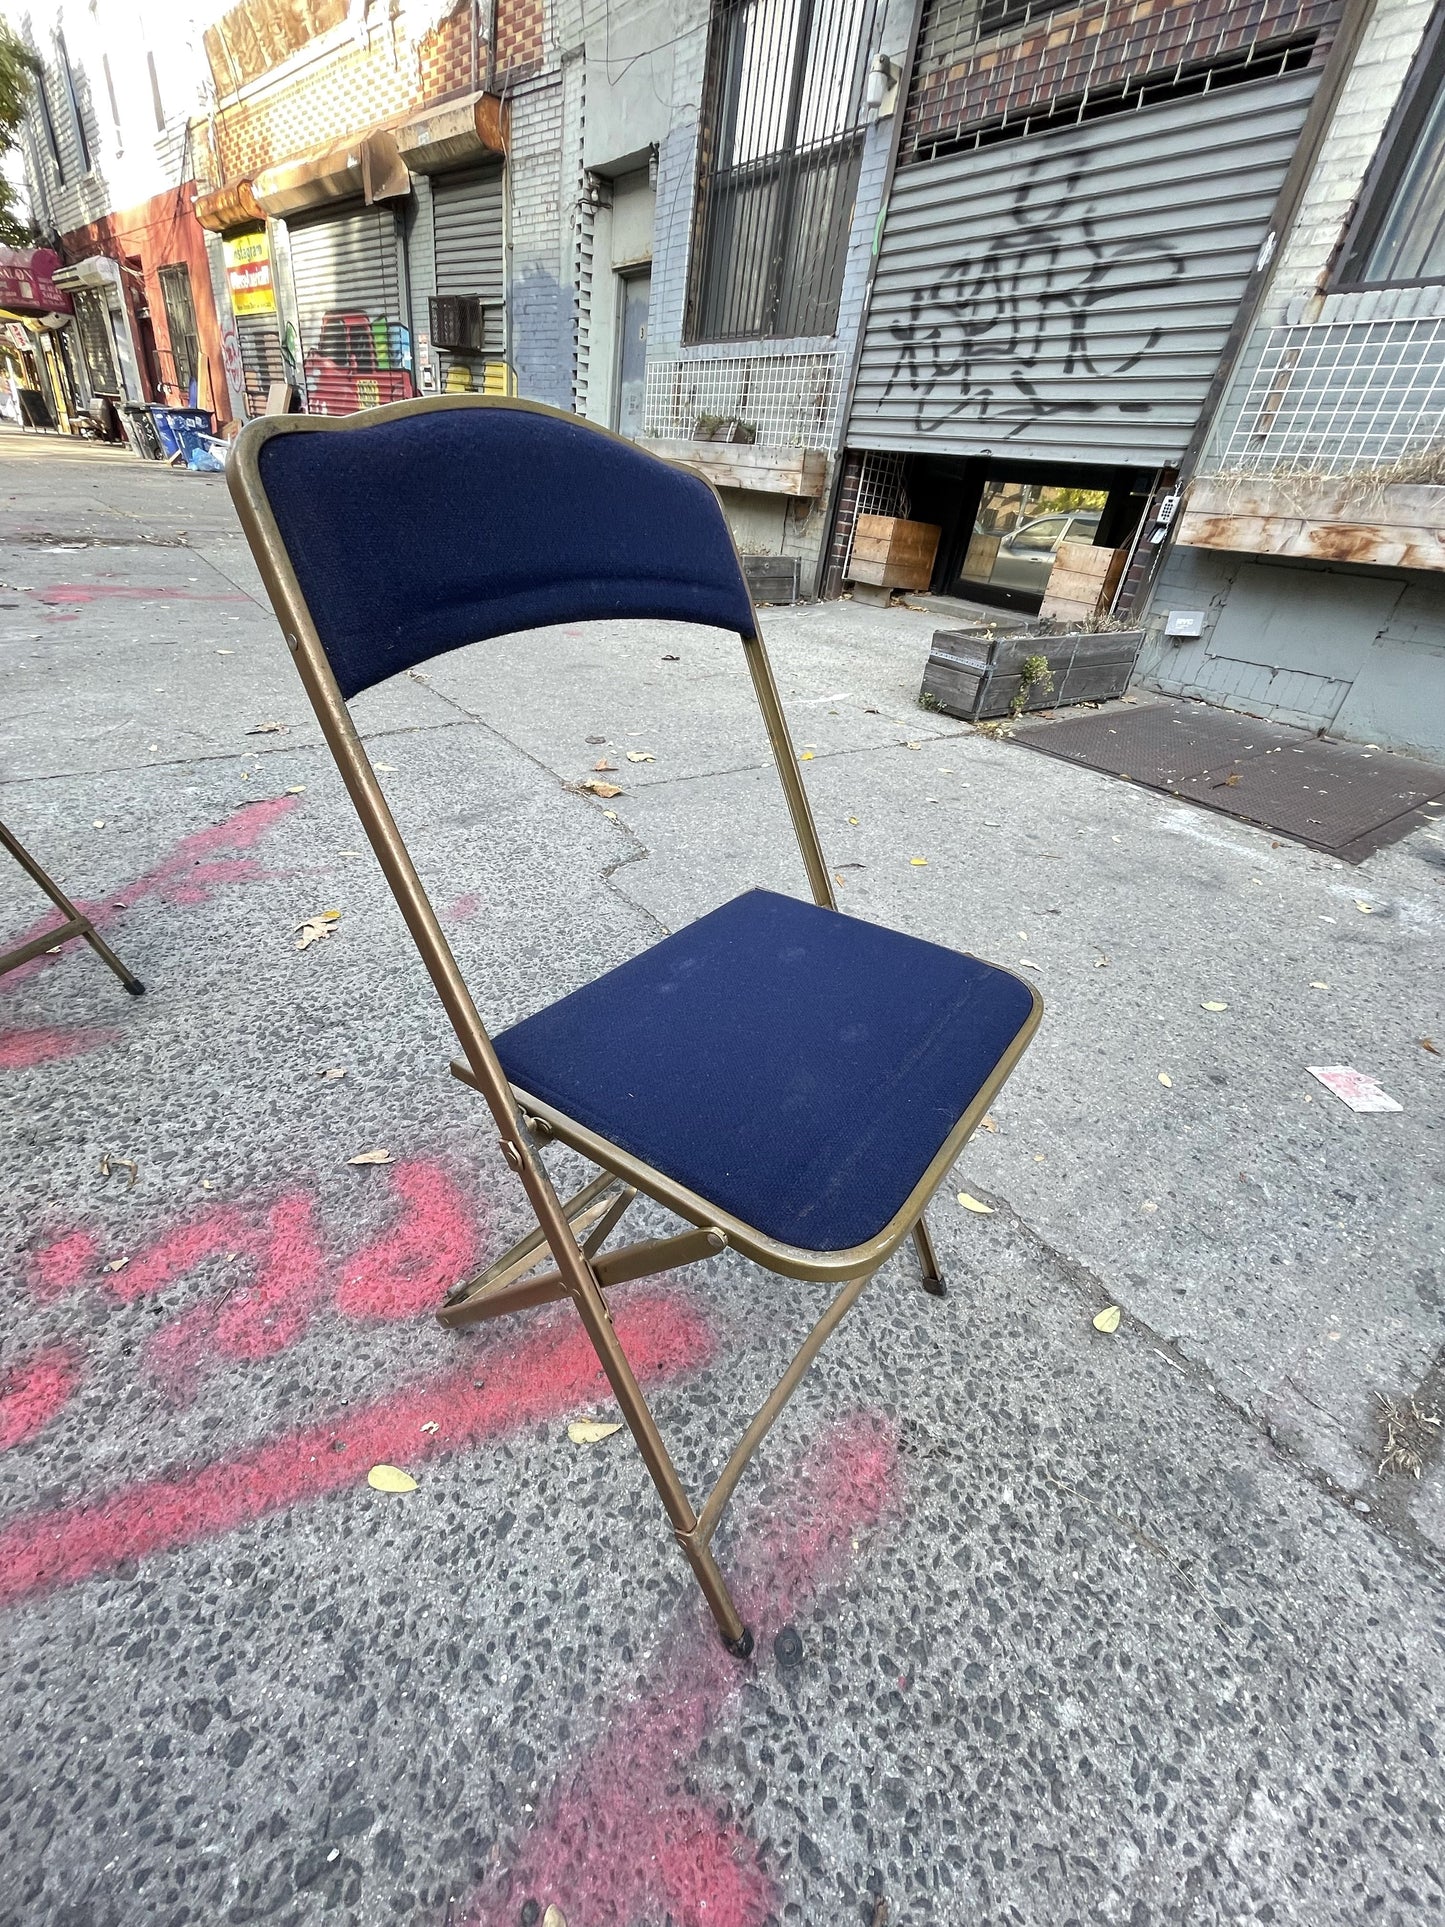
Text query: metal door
850 72 1317 464
432 163 506 386
614 270 650 437
71 287 121 397
286 202 413 416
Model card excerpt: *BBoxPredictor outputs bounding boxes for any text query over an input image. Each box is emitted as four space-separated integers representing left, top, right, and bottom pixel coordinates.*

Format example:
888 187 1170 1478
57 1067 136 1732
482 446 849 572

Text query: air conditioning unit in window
430 295 487 354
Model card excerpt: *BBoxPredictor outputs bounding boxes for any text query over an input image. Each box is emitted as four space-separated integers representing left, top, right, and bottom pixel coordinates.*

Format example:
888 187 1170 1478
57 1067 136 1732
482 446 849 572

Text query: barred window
686 0 884 344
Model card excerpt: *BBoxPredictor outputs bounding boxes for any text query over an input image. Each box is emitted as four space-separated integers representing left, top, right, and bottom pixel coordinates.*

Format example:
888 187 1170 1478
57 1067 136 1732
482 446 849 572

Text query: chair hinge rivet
500 1138 523 1170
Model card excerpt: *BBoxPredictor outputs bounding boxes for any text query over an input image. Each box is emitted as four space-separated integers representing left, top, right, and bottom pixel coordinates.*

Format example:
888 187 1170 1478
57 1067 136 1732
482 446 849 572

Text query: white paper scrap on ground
1306 1066 1403 1113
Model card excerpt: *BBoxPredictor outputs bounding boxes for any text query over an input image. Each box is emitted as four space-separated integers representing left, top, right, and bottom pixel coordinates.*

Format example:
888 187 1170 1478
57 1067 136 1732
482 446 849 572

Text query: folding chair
228 396 1041 1655
1 819 145 994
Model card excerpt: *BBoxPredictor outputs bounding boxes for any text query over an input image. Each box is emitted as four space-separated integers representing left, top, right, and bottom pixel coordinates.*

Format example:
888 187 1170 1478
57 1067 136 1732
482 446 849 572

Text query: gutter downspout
811 0 929 600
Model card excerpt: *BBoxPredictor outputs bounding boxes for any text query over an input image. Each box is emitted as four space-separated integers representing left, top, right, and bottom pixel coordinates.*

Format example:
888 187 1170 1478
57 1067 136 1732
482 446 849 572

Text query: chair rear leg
912 1212 946 1297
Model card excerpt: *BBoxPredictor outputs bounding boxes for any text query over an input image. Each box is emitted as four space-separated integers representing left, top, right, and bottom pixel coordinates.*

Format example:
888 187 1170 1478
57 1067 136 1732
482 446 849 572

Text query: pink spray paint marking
466 1414 902 1927
0 1289 713 1608
28 584 250 606
30 1229 100 1300
0 1345 84 1452
36 1160 480 1402
0 1026 119 1071
138 1194 329 1402
444 892 483 923
333 1161 477 1321
2 794 298 997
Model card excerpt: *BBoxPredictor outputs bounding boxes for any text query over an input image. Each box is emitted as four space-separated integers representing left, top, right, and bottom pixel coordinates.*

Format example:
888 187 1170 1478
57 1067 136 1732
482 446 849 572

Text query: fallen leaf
1019 958 1038 968
216 648 233 655
374 763 396 772
419 1421 439 1435
285 785 306 795
592 758 617 771
1355 900 1375 914
348 1148 393 1165
1158 1072 1173 1087
99 1151 139 1189
367 1464 417 1493
956 1192 993 1214
247 721 287 734
1222 773 1240 787
905 741 922 750
910 857 928 867
799 750 814 761
586 734 606 744
543 1908 568 1927
105 1257 129 1273
1201 1001 1229 1011
568 1418 623 1444
980 1114 999 1133
320 1066 347 1081
92 818 105 829
1093 1305 1122 1333
1422 1037 1440 1056
1309 980 1329 989
1094 954 1110 968
1140 1201 1158 1213
581 778 623 797
294 908 341 950
847 815 859 825
833 872 846 886
625 751 654 763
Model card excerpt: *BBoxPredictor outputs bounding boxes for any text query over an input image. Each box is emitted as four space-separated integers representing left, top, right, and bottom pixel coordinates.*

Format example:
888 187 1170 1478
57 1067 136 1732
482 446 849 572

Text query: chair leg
912 1212 946 1297
0 820 145 995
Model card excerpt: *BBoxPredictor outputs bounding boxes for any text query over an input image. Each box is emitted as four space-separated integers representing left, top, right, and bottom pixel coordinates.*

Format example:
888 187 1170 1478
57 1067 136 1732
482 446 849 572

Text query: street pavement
2 425 1443 1927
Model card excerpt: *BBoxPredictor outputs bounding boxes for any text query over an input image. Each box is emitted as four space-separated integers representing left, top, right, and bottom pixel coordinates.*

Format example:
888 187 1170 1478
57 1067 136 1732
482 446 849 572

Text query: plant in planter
920 620 1145 723
1009 654 1054 719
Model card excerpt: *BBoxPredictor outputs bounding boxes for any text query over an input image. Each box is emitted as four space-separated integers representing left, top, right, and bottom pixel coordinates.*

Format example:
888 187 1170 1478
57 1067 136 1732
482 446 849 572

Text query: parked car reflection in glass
986 508 1103 596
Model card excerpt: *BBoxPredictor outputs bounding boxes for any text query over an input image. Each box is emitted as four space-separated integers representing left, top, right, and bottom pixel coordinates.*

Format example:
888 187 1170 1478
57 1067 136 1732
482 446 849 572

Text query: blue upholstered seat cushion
254 405 757 698
492 889 1037 1253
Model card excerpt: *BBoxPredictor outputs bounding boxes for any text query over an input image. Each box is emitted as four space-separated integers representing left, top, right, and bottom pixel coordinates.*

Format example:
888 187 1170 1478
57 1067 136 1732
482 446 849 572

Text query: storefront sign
0 246 71 315
223 231 276 315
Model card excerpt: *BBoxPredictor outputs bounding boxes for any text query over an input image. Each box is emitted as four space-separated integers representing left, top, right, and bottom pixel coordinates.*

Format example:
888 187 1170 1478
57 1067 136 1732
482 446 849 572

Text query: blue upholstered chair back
254 400 759 699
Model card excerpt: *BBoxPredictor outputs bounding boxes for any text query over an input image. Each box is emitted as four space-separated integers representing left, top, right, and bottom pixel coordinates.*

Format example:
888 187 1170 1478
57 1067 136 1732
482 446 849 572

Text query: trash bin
121 403 164 460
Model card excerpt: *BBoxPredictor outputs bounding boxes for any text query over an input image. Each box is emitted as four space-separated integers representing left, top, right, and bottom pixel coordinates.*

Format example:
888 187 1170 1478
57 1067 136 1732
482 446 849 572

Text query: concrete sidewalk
2 447 1442 1927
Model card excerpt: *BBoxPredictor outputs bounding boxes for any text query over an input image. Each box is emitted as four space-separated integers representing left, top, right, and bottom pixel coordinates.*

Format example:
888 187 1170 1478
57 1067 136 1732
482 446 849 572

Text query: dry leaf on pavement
581 778 623 798
1355 900 1375 914
910 857 928 867
568 1418 623 1444
956 1192 993 1214
1309 980 1329 989
367 1465 417 1493
1201 1001 1229 1011
625 751 654 763
593 758 617 771
348 1148 393 1165
980 1114 999 1133
247 721 287 735
1158 1072 1173 1087
320 1066 347 1081
1420 1037 1440 1056
294 909 341 950
99 1151 139 1189
543 1908 568 1927
1093 1305 1122 1333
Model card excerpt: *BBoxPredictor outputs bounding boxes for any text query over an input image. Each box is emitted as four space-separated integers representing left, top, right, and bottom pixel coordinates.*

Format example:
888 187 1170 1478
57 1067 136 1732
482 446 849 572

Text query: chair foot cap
124 980 146 996
922 1275 947 1298
723 1626 754 1660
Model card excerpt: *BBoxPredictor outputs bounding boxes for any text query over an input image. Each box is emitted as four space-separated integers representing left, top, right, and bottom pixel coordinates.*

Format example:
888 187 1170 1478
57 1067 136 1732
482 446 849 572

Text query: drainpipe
811 0 929 600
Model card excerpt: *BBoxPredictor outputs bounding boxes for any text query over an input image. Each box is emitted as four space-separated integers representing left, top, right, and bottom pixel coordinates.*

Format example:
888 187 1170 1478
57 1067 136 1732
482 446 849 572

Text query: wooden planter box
847 514 941 590
742 554 801 605
921 625 1146 722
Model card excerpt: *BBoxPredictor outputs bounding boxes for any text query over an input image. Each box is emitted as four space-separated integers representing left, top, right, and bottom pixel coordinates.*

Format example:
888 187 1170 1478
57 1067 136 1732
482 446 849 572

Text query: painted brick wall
507 70 574 409
902 0 1340 157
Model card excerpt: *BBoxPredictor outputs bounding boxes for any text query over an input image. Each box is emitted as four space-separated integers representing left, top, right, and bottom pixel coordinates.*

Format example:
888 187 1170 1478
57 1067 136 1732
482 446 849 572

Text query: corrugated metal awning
253 130 410 219
194 180 266 232
395 92 509 174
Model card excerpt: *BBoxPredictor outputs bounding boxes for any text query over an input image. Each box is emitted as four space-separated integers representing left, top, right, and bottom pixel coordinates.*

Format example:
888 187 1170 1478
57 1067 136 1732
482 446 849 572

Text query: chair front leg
912 1212 946 1297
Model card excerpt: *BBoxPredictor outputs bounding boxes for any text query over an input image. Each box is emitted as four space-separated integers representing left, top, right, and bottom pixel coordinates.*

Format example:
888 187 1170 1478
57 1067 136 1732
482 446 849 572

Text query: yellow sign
223 231 276 316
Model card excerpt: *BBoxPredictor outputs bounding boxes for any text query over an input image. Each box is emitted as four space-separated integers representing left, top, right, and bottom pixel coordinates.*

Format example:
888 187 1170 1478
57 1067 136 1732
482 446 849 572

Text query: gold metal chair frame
1 819 145 994
229 395 1041 1654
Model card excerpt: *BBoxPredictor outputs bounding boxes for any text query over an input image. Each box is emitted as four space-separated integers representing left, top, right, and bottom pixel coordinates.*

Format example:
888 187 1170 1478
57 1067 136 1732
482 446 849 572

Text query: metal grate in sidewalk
1011 699 1445 862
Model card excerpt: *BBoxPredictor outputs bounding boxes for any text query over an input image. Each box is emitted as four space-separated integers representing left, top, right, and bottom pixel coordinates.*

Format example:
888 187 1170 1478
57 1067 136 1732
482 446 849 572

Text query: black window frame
684 0 884 346
1333 5 1445 291
158 262 201 397
54 28 92 177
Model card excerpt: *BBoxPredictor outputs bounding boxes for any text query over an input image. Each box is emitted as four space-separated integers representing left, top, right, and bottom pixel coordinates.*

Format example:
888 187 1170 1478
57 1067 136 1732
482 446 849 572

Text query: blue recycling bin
147 406 214 460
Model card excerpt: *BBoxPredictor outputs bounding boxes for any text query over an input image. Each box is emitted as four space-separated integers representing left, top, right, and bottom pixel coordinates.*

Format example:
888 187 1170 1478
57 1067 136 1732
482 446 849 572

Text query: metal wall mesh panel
645 350 843 447
1210 317 1445 474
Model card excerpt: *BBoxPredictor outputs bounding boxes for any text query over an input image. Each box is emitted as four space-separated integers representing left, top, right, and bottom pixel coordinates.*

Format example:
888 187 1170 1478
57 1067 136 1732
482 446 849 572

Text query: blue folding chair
228 396 1040 1654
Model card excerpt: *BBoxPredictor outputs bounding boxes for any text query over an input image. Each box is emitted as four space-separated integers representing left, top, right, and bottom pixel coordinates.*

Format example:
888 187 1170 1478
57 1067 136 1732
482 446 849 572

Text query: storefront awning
252 129 410 218
394 91 508 174
194 179 266 232
0 246 72 315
